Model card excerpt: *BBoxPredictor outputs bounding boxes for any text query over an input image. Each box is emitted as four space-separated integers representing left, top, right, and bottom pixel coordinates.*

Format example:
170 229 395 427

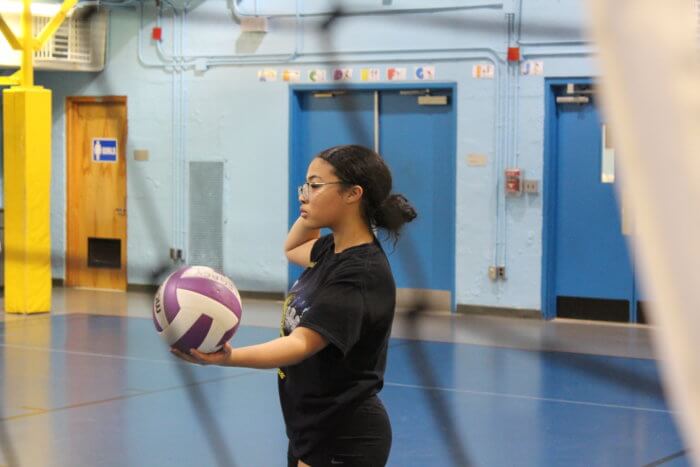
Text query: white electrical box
523 180 539 194
240 16 268 33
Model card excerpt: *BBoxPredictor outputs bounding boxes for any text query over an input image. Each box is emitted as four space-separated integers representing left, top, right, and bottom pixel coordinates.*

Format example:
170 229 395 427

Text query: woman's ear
345 185 364 204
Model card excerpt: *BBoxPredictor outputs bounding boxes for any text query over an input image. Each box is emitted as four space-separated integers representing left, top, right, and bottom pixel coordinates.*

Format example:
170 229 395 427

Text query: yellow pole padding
3 86 52 313
0 0 77 313
34 0 78 50
0 13 21 50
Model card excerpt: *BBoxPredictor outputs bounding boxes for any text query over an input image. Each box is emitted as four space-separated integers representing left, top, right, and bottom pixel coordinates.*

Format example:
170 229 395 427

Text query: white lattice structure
0 6 107 71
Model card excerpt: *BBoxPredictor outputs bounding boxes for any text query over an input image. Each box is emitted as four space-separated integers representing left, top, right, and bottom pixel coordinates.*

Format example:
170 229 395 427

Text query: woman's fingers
170 348 202 364
190 348 211 363
191 348 227 365
171 346 231 366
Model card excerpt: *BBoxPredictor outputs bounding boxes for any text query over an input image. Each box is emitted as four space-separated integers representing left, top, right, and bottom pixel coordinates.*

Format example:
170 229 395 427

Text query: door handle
115 208 126 216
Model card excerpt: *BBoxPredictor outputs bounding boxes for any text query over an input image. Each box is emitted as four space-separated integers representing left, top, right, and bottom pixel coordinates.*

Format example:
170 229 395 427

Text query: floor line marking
384 381 673 414
0 370 265 422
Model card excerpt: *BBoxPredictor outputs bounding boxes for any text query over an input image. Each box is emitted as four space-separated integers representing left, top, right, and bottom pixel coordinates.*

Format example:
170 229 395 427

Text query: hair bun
383 194 417 222
374 194 417 236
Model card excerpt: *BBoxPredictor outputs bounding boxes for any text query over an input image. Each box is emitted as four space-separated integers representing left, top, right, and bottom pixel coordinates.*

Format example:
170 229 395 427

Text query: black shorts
287 395 392 467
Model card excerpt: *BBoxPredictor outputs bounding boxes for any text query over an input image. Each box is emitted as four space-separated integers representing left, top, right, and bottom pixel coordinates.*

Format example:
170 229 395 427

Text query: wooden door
66 97 127 290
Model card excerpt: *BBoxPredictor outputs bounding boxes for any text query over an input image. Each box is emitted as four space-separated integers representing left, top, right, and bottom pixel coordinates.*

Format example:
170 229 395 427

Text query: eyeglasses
297 181 348 200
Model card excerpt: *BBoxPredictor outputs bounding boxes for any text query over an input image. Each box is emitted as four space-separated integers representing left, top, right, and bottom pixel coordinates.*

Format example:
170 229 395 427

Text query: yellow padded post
3 86 52 313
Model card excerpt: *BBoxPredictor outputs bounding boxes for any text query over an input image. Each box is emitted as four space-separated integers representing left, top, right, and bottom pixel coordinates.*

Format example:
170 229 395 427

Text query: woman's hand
170 343 233 366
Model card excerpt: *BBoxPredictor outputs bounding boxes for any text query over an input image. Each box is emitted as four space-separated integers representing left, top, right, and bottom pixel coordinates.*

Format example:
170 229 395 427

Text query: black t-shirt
278 234 396 458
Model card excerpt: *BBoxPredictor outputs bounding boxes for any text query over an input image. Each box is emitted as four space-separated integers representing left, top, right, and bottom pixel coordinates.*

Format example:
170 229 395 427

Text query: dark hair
317 145 417 243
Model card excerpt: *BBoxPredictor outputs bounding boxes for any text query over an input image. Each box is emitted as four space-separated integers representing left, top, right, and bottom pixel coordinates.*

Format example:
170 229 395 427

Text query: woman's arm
284 216 320 267
172 326 328 369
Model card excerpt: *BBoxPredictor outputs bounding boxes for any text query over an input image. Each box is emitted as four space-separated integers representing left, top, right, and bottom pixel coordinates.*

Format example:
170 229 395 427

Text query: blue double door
548 82 647 323
289 86 456 309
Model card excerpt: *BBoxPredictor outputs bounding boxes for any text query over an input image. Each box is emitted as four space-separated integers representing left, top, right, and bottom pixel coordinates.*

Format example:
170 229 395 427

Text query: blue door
289 86 456 309
288 90 374 287
379 91 455 299
546 81 646 322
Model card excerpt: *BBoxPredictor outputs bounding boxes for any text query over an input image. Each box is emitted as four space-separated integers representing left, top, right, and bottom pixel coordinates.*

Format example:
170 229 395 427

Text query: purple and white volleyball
152 266 243 353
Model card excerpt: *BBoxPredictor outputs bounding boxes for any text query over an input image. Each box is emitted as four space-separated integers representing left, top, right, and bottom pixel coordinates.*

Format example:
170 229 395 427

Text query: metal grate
87 237 121 269
34 15 90 63
31 9 107 70
188 162 224 272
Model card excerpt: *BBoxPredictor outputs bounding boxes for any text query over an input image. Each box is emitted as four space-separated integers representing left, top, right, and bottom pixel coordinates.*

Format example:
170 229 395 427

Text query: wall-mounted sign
387 67 407 81
309 69 327 82
333 68 353 81
283 70 301 82
521 60 544 76
472 64 495 79
415 65 435 80
360 68 381 81
92 138 118 163
257 69 277 81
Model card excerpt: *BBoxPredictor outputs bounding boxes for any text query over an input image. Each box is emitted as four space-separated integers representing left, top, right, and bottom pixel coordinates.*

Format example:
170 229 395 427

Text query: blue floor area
0 315 690 466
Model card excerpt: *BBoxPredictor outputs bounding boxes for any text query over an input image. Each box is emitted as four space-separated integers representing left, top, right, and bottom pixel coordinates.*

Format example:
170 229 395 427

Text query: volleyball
153 266 243 353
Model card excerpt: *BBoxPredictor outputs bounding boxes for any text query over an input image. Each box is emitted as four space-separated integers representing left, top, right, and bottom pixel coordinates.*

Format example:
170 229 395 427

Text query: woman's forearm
284 216 320 253
228 328 327 369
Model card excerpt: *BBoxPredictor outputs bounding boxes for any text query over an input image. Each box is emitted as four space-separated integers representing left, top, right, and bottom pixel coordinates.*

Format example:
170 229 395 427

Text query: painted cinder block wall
33 0 595 312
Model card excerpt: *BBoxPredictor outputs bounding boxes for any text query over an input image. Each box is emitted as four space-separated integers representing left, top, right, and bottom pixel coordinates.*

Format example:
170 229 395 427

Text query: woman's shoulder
336 244 393 286
310 234 335 263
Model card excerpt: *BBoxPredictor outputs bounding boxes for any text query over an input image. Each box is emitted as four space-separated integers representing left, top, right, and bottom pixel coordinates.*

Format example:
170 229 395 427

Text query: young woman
173 144 416 467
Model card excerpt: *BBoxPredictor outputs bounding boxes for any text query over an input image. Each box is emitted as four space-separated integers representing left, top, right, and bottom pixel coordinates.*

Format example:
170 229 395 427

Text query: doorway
66 96 128 290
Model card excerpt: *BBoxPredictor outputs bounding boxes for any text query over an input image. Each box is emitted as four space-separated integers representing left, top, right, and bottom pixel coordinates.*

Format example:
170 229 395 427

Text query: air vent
0 6 107 71
188 161 225 272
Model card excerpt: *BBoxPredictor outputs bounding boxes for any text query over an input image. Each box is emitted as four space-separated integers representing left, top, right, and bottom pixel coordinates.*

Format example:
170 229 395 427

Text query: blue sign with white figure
92 138 118 162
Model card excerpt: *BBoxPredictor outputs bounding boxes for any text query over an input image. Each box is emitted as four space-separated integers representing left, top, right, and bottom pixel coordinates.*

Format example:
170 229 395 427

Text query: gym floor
0 287 689 466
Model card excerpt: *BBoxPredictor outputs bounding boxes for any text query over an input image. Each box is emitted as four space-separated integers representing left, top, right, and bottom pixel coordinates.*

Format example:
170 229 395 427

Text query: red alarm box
152 27 162 41
505 168 522 195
